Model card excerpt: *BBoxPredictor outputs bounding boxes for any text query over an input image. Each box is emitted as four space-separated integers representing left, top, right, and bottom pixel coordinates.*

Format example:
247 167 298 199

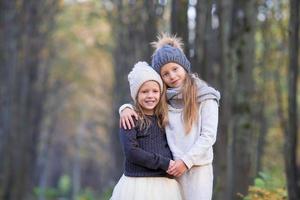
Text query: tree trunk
255 98 267 175
214 0 233 199
285 0 300 199
193 0 212 79
110 0 158 181
0 1 58 199
254 18 273 176
171 0 189 58
72 112 85 199
230 0 257 198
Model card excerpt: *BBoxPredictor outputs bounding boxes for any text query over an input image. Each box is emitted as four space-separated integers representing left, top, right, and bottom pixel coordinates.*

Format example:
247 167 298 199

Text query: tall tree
193 0 212 80
285 0 300 199
193 0 216 82
215 0 233 199
0 0 58 199
214 0 257 199
110 0 159 180
171 0 189 57
254 20 269 176
230 0 257 198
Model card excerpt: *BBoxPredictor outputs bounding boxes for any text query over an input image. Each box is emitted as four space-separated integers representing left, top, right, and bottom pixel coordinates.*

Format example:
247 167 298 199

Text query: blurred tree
254 0 289 181
254 17 270 177
171 0 189 57
214 0 233 199
34 1 115 198
254 2 289 198
110 0 159 180
214 0 258 199
193 0 217 83
230 0 257 198
285 0 299 199
0 0 59 199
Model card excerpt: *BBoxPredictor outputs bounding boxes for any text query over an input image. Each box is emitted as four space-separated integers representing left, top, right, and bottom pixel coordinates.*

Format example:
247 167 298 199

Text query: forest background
0 0 299 200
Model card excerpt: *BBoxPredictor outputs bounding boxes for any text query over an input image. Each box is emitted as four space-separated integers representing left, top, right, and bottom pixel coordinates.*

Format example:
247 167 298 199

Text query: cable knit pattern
119 116 173 178
151 44 191 73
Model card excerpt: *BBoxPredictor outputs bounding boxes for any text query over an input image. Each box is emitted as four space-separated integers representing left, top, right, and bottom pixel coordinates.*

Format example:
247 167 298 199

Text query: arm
181 99 219 169
119 127 171 171
119 104 138 129
118 103 134 114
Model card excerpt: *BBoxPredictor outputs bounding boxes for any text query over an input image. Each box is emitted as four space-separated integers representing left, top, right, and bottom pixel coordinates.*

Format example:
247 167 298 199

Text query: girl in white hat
110 61 182 200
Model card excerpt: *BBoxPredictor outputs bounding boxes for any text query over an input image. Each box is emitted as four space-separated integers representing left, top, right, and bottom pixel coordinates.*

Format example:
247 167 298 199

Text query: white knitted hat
128 61 163 101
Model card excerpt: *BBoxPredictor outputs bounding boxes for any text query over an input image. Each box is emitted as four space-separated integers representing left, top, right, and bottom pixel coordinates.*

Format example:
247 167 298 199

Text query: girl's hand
119 108 138 129
166 159 188 177
167 160 176 171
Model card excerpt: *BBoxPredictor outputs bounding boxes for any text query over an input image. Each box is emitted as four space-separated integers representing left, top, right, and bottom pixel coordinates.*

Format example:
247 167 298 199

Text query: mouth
144 100 157 105
171 80 179 85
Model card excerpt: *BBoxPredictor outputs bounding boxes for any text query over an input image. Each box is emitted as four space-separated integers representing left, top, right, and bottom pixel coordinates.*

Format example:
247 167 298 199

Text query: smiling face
160 62 187 88
137 80 161 115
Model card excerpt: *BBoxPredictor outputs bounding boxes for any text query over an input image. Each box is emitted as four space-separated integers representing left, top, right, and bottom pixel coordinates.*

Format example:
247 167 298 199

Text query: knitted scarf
166 76 221 108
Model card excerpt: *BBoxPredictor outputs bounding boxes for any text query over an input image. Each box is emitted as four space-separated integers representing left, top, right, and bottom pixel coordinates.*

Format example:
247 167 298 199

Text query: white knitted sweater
166 99 219 169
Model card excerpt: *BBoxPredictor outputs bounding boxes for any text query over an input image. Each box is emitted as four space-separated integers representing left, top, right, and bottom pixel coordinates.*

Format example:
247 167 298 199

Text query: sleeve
118 103 134 115
119 127 171 171
181 99 219 169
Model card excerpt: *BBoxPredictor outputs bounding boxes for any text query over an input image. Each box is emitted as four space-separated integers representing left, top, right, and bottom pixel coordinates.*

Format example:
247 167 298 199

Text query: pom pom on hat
128 61 163 101
151 33 184 50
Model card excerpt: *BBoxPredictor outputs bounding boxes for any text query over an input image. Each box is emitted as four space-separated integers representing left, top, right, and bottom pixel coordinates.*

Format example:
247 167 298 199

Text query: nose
146 92 155 98
169 71 176 79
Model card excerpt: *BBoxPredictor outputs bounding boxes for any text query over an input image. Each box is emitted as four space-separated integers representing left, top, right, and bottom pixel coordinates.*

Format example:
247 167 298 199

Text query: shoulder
201 99 218 106
199 99 219 113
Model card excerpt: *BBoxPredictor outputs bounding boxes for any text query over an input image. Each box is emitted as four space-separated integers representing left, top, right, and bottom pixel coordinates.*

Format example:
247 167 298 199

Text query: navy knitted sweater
119 115 173 177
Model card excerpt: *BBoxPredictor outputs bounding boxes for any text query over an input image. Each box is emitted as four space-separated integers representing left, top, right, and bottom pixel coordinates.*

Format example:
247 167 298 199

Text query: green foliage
242 171 287 200
33 174 100 200
33 174 71 199
75 188 97 200
33 187 59 199
100 187 113 200
58 174 71 195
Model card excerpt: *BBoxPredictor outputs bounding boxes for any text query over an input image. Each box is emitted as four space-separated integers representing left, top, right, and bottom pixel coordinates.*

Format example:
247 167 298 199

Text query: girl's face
160 62 186 88
137 80 161 115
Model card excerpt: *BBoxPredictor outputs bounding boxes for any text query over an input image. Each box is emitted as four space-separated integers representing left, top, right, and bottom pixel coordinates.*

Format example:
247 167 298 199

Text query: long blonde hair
134 83 169 131
181 73 199 133
151 32 198 133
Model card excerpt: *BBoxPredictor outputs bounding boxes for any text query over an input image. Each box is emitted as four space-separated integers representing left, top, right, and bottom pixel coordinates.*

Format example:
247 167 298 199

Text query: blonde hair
151 32 198 133
182 73 199 134
134 83 169 131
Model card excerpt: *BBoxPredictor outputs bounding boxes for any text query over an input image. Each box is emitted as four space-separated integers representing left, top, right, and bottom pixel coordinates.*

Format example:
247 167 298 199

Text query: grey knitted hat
151 45 191 73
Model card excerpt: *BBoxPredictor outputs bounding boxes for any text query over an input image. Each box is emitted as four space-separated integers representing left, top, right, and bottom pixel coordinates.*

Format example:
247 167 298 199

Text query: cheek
137 94 143 102
155 93 161 99
161 76 171 86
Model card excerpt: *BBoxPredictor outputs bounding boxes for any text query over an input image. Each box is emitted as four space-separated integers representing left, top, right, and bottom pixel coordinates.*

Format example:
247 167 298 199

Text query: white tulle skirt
110 175 183 200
